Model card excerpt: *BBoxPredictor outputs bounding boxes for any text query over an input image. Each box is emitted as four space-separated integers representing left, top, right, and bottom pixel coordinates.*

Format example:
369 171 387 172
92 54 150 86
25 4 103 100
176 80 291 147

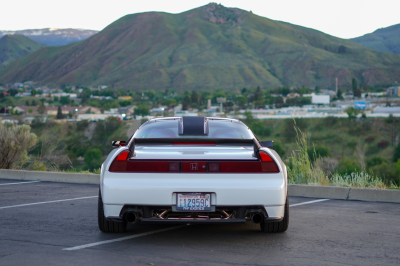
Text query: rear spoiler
128 138 262 159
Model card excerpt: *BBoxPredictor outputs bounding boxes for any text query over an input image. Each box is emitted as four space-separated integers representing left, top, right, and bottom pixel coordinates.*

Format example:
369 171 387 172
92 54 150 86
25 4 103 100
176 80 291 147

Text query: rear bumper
101 172 286 219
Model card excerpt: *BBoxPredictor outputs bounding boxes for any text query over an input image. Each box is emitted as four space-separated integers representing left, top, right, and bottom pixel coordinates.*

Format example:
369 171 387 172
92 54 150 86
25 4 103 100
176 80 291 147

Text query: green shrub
307 145 330 162
272 141 285 158
366 156 387 168
0 121 37 169
250 121 271 136
337 157 361 175
84 148 102 171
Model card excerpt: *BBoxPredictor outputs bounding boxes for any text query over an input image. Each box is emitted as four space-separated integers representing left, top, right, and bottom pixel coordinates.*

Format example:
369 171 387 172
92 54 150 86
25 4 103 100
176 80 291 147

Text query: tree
38 105 46 115
56 106 64 119
351 78 360 97
59 96 70 105
0 121 37 169
31 99 37 106
163 98 177 107
393 142 400 162
307 145 331 162
345 107 358 121
84 148 103 171
337 89 342 99
134 103 150 116
272 141 286 158
191 91 199 105
25 100 30 106
182 95 191 110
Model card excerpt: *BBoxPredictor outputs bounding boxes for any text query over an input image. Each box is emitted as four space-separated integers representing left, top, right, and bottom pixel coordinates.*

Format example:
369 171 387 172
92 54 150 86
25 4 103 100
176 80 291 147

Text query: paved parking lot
0 178 399 265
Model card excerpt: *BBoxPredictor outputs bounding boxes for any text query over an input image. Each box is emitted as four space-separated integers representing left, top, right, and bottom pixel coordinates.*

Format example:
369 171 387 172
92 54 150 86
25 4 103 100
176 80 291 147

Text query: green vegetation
351 23 400 54
0 34 45 67
1 4 400 90
0 120 37 169
245 116 400 187
286 123 394 189
1 114 399 188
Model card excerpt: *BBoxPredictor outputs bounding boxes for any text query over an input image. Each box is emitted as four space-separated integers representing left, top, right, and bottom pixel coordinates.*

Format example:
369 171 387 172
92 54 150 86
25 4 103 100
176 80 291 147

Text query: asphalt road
0 179 399 266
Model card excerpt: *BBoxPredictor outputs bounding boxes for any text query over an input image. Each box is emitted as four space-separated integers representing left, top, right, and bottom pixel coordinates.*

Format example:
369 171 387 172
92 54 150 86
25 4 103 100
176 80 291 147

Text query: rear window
134 119 254 139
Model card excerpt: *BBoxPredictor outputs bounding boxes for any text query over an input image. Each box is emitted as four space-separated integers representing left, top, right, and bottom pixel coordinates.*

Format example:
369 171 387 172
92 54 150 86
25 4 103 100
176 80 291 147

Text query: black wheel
260 195 289 233
98 189 126 233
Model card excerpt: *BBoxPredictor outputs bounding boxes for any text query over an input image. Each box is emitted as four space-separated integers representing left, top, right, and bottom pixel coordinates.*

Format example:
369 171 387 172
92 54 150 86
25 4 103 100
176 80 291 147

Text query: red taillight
259 151 273 161
115 151 129 160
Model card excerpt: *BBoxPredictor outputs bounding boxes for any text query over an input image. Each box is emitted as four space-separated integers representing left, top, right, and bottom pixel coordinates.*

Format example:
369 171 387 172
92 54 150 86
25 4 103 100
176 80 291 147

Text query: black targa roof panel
179 116 209 135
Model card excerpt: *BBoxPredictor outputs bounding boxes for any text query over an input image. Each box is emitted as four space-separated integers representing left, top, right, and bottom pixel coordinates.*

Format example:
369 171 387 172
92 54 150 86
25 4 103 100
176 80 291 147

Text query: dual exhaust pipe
125 212 139 223
125 211 264 224
251 213 264 224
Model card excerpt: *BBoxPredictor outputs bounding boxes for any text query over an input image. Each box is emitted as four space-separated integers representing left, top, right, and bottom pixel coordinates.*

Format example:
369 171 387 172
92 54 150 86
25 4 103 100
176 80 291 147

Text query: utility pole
335 77 338 95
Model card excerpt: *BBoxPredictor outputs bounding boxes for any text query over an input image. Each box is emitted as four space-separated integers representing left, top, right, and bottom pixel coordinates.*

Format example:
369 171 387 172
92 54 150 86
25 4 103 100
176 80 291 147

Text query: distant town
1 81 399 124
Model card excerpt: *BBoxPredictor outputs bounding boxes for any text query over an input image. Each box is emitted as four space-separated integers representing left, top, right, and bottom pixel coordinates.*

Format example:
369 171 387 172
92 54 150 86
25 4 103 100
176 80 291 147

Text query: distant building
312 95 330 104
354 101 370 110
52 92 77 98
118 96 132 101
387 86 400 97
373 107 400 114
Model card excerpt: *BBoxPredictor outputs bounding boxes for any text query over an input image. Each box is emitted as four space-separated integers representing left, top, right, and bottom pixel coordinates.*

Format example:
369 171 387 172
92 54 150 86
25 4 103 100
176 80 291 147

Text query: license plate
176 193 211 211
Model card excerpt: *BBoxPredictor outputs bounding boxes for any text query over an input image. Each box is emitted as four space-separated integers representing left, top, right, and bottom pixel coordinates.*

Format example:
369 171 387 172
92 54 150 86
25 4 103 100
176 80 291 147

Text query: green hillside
0 35 45 68
1 3 400 90
351 24 400 54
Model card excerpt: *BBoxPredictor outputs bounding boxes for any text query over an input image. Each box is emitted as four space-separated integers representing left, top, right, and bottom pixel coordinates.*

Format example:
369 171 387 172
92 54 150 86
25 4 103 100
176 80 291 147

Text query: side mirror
112 140 126 147
260 140 274 148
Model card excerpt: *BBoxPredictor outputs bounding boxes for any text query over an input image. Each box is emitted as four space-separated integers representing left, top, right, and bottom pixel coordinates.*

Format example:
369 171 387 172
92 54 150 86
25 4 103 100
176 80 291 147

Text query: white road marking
0 181 41 186
0 196 98 210
63 225 186 251
289 198 330 207
64 198 331 251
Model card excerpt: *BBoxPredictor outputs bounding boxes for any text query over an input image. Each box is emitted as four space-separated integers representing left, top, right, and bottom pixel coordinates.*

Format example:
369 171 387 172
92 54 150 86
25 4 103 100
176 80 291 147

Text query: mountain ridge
0 34 45 68
0 28 98 46
350 24 400 54
1 4 400 90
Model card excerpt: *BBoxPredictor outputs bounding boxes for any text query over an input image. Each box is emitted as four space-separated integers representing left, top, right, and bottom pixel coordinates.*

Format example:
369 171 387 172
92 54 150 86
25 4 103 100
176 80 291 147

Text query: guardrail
1 169 399 203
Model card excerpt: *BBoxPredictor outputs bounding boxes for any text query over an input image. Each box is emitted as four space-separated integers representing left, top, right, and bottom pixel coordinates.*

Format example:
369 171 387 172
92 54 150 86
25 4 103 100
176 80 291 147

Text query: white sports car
98 116 288 233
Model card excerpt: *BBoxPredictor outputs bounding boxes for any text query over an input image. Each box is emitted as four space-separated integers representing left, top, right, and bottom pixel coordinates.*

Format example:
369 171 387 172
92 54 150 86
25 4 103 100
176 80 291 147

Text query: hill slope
0 28 98 46
350 24 400 54
1 4 400 90
0 35 45 68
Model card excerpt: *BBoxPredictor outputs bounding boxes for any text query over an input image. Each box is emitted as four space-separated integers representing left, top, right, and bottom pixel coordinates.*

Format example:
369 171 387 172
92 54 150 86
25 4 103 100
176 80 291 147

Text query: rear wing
127 138 263 159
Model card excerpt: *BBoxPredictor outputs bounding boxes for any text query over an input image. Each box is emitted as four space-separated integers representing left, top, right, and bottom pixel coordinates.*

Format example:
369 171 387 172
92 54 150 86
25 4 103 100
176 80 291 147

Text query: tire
260 195 289 233
98 189 127 233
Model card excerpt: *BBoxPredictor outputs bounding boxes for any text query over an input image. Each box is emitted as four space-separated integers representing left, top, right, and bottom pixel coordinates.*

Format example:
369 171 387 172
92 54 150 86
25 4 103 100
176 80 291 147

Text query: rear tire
260 195 289 233
98 189 127 233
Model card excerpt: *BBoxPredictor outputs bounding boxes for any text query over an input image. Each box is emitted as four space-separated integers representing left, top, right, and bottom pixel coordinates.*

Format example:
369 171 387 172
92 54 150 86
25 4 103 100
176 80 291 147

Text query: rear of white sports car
99 117 288 233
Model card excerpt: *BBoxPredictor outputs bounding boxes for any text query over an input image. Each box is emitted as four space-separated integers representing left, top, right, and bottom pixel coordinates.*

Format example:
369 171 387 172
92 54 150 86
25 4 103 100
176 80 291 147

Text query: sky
1 0 399 39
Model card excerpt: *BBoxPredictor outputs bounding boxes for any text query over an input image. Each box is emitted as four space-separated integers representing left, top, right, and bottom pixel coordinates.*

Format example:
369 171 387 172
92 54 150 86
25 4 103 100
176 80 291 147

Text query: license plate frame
176 193 212 211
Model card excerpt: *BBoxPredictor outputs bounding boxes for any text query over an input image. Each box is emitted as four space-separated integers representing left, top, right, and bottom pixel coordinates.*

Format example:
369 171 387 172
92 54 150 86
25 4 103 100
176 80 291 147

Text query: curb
288 184 400 203
0 170 399 203
0 169 99 185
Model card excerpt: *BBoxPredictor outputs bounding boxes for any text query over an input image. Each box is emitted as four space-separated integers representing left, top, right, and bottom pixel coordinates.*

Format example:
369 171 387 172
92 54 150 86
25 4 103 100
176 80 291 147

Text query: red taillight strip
109 161 279 173
109 150 280 173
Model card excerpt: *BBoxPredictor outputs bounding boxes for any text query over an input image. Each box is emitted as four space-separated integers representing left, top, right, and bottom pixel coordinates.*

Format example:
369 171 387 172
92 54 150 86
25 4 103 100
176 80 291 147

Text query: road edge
1 169 399 203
